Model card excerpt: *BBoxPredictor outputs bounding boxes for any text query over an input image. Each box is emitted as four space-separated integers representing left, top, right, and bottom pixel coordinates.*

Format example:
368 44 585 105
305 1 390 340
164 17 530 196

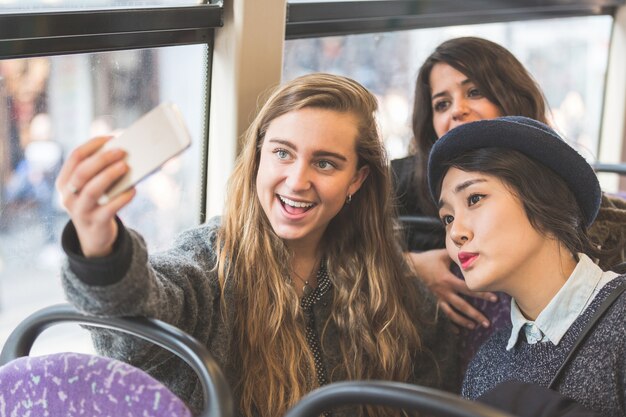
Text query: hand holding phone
97 102 192 205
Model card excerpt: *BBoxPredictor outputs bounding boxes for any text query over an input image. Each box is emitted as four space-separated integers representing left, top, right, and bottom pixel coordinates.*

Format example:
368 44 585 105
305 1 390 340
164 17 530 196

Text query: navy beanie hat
427 116 602 227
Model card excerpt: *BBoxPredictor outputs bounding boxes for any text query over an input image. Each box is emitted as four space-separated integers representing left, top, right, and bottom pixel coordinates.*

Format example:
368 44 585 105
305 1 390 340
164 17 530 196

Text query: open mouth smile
278 194 316 215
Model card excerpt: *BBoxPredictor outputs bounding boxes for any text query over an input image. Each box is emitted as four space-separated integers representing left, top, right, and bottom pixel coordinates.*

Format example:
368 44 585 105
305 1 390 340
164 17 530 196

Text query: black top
391 156 444 252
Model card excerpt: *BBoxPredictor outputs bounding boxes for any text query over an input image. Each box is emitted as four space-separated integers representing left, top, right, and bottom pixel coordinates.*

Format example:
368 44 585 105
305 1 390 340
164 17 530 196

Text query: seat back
0 303 234 417
398 215 444 252
0 351 193 416
283 380 515 417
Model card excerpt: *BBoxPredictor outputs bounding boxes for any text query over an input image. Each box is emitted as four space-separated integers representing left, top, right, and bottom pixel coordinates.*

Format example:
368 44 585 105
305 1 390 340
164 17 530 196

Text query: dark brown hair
411 37 549 215
435 148 600 259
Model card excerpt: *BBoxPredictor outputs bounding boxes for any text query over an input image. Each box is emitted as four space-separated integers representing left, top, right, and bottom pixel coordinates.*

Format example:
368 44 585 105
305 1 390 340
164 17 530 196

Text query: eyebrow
437 177 488 208
431 78 473 101
268 138 348 162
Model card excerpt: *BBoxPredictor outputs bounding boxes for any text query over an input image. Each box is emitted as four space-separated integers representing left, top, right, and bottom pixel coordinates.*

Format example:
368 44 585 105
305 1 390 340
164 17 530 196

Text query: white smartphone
97 102 192 205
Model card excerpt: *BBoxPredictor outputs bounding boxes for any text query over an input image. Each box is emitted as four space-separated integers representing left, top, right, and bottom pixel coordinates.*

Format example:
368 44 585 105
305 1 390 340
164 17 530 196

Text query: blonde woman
56 73 457 417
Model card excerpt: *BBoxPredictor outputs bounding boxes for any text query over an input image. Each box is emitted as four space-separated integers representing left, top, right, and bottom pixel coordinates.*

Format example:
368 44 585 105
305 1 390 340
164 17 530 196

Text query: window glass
0 0 202 12
284 16 612 176
0 44 208 352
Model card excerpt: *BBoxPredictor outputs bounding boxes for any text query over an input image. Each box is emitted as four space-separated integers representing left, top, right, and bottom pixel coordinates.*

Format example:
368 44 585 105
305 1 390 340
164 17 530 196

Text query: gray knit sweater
462 276 626 417
61 217 459 416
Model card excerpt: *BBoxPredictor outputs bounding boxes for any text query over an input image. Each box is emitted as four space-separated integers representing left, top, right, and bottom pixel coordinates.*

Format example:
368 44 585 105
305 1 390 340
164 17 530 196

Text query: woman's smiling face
256 108 368 251
430 63 502 138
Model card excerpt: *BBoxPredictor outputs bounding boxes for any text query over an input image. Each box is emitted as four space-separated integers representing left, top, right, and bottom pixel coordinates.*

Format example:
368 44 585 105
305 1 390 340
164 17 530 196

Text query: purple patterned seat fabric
0 352 193 417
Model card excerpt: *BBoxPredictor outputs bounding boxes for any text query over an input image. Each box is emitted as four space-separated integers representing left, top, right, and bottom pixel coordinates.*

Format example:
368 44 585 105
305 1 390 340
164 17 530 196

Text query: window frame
286 0 624 38
0 5 222 59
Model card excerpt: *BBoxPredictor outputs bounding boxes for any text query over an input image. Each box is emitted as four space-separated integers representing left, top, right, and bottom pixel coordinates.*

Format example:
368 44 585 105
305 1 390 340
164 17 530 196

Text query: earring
346 194 352 204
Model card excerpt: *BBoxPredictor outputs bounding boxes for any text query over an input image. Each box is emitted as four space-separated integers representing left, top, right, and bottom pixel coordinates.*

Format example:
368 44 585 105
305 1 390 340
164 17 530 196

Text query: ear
347 165 370 196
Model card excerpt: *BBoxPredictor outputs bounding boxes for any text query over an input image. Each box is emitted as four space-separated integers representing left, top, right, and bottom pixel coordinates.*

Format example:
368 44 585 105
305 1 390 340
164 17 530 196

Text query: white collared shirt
506 254 618 350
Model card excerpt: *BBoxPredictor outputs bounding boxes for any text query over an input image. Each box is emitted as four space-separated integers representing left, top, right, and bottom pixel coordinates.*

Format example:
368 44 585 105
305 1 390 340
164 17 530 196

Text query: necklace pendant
302 282 313 297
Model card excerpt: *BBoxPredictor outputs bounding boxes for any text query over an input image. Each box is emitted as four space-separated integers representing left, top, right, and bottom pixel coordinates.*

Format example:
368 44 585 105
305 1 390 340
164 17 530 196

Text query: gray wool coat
61 217 459 416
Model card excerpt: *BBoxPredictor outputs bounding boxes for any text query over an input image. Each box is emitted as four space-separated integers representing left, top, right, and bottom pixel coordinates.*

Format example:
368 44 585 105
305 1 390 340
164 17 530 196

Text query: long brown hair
411 36 549 215
217 73 424 417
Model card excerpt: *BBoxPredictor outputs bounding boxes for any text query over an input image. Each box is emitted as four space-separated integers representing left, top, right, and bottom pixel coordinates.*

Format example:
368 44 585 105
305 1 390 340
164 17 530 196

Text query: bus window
0 44 208 352
283 15 613 186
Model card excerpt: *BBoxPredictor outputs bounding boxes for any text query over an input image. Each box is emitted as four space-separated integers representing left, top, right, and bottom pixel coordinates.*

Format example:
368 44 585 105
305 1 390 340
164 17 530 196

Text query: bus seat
0 351 192 416
0 303 234 417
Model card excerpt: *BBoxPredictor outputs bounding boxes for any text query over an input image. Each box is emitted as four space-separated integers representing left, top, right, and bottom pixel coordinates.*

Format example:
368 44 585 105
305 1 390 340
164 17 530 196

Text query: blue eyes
272 148 336 170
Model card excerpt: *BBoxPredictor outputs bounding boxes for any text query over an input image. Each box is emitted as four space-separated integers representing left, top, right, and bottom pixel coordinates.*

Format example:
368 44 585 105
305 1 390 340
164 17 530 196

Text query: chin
273 222 313 240
464 273 491 293
272 227 301 241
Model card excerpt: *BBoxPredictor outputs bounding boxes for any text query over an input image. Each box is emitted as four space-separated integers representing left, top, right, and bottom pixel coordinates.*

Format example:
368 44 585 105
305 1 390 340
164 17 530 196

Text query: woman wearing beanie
428 116 625 417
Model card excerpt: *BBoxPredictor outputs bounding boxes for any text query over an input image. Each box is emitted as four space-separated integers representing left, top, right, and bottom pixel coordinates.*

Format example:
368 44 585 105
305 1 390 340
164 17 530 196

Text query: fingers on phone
62 136 112 173
99 187 136 214
79 160 129 203
58 136 117 195
67 150 127 199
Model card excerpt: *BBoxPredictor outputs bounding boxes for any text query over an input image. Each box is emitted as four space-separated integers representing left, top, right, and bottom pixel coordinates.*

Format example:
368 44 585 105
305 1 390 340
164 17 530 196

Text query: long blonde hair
217 73 425 417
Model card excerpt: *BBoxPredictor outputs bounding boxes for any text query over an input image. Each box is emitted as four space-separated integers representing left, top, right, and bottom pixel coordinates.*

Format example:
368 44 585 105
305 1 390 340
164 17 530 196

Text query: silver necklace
292 261 318 297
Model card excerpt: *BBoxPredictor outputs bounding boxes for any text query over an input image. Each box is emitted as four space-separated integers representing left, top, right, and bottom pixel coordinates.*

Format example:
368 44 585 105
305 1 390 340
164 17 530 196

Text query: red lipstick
458 252 479 270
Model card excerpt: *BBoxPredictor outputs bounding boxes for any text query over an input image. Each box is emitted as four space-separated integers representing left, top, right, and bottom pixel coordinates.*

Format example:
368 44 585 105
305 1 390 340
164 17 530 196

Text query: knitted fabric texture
462 276 626 417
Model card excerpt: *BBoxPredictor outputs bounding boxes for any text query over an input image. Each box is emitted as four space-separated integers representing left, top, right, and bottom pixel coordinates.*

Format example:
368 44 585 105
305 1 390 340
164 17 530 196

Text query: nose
285 161 312 192
449 214 473 248
451 98 469 121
